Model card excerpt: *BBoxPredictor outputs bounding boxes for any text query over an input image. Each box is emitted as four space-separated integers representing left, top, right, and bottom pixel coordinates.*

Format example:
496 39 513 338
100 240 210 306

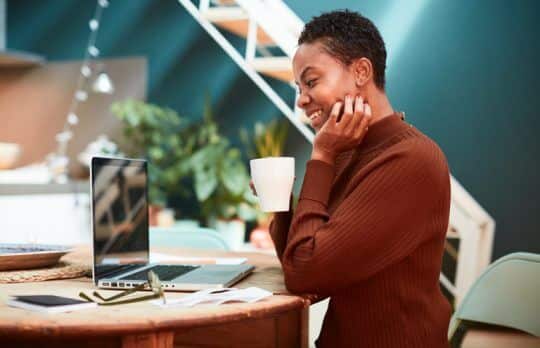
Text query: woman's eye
306 79 316 88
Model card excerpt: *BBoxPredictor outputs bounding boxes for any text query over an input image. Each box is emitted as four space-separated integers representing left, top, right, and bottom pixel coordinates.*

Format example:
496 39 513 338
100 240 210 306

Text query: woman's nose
296 92 310 109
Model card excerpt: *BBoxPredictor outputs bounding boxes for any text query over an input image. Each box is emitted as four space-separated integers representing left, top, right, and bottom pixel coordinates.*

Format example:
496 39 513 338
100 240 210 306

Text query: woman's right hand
250 177 295 197
249 180 257 196
312 95 372 165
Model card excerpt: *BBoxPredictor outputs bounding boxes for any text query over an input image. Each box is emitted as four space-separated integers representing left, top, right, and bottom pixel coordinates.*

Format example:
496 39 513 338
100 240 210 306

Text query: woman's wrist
311 147 336 166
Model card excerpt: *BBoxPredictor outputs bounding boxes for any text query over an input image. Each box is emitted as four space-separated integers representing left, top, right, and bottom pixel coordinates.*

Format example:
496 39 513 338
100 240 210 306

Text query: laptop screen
91 157 149 272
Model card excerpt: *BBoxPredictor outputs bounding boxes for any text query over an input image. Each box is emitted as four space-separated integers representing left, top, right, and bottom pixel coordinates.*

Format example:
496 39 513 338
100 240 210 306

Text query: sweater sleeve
282 140 449 295
269 196 294 262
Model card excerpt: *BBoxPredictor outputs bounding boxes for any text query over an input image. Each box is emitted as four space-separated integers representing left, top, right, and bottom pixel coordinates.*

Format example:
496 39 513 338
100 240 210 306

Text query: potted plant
240 118 289 249
188 102 258 249
111 99 196 225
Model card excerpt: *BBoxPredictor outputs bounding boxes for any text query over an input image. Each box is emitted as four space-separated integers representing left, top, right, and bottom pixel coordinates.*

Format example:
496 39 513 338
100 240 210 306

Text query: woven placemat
0 262 91 284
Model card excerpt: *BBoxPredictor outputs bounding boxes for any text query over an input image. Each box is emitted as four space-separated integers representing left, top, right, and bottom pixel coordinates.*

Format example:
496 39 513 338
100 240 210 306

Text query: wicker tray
0 261 90 283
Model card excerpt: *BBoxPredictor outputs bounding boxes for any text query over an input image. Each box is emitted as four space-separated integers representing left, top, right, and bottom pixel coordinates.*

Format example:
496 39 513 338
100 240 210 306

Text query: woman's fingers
363 103 372 128
249 180 257 196
354 95 365 118
354 103 372 139
339 95 354 127
348 95 365 131
327 101 343 129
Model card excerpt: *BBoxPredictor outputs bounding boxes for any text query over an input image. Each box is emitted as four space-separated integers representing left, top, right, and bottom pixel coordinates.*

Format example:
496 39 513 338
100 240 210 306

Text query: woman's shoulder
365 125 448 174
380 130 450 183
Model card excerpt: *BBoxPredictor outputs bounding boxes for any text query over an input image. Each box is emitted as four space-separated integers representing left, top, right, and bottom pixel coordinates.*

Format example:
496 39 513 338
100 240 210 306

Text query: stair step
211 0 237 5
202 7 275 45
251 57 293 82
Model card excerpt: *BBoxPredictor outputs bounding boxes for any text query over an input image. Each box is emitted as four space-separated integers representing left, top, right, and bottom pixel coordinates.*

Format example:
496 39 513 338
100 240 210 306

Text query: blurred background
4 0 538 258
2 1 539 346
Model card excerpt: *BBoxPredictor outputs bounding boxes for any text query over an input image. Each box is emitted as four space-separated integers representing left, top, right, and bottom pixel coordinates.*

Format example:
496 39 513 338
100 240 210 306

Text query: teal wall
7 0 540 259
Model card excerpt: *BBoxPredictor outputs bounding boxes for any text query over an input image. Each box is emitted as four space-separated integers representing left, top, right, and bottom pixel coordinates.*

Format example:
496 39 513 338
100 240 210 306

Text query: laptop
90 156 254 291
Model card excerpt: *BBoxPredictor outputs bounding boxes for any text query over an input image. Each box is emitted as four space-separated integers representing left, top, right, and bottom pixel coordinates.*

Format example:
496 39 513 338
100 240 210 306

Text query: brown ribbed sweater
269 113 452 347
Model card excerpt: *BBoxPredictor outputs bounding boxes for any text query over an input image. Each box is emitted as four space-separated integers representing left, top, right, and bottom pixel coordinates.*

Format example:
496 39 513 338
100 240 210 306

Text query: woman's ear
353 58 373 87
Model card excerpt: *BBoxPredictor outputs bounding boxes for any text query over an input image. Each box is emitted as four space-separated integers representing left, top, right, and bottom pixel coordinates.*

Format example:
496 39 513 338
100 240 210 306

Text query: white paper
151 287 273 308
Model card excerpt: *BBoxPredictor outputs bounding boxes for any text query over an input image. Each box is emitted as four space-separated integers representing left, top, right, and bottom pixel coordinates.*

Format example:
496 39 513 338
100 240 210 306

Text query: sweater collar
359 111 407 152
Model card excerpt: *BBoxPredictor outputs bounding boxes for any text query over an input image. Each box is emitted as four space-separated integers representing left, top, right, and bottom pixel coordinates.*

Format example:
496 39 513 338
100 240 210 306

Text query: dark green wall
7 0 540 259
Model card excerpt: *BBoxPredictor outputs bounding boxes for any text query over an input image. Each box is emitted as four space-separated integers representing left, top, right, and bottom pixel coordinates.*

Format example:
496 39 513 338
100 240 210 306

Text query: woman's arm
281 139 450 295
268 196 294 262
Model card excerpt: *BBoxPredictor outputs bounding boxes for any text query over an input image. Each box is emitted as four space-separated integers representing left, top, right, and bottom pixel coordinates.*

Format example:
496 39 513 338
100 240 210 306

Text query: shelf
0 181 89 195
0 50 45 67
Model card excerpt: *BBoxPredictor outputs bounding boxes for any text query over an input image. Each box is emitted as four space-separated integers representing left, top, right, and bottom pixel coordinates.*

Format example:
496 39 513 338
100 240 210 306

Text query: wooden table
0 247 310 348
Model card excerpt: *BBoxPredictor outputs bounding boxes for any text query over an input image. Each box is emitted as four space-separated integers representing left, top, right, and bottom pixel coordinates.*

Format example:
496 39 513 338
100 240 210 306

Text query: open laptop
90 156 254 291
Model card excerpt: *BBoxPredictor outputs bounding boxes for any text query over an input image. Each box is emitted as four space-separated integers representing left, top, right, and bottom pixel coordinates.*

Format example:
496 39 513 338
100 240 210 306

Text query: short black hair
298 10 387 90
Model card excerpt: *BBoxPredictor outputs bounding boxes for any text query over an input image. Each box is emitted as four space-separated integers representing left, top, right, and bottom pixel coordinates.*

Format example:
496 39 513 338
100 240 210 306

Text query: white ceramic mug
250 157 295 212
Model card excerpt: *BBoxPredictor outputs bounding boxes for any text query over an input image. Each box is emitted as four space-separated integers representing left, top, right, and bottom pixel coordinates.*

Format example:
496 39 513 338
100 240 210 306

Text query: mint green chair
448 252 540 342
150 226 230 250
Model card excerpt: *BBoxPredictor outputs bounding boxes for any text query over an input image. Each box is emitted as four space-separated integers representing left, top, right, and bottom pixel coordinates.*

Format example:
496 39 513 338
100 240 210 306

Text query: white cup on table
250 157 295 212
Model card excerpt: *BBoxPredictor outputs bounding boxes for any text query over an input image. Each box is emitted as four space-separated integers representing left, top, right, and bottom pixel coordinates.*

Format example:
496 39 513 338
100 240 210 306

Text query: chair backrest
448 252 540 339
149 226 230 251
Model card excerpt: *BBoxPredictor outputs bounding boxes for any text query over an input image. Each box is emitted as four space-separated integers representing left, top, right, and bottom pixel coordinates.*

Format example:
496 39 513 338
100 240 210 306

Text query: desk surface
0 247 311 342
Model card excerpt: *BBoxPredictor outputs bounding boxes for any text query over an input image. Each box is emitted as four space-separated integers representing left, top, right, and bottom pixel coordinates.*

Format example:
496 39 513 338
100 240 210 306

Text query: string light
55 131 73 143
89 19 99 31
88 45 100 57
49 0 110 183
80 65 91 77
75 90 88 101
67 113 79 125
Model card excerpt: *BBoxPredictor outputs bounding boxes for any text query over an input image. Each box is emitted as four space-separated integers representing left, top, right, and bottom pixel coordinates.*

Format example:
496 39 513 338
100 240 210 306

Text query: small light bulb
89 19 99 31
75 90 88 101
98 0 109 8
68 113 79 125
55 131 73 143
88 46 100 57
81 65 91 77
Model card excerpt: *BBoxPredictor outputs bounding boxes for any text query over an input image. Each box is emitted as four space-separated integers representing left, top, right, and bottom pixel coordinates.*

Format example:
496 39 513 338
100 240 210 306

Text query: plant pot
214 219 246 251
156 208 175 227
148 205 163 227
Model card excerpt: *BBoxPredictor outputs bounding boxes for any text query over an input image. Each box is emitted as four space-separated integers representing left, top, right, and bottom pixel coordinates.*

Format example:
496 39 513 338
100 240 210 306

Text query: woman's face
293 41 359 131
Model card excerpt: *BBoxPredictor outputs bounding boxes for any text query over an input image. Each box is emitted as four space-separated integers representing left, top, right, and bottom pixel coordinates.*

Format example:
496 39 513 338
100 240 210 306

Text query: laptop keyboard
95 264 142 279
119 265 199 281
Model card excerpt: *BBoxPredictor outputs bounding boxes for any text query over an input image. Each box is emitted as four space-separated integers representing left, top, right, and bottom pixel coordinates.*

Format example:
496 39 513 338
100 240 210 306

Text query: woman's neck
364 87 394 124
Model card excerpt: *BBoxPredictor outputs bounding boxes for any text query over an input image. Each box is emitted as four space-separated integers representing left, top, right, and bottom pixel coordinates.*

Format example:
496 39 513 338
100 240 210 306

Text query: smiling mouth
308 110 323 122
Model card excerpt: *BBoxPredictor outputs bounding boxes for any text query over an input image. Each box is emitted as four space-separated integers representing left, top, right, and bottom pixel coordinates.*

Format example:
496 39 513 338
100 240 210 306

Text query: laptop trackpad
173 264 253 285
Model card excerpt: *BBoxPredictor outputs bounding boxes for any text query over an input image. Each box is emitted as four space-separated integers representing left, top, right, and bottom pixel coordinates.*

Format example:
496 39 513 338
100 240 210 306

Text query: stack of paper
151 287 272 308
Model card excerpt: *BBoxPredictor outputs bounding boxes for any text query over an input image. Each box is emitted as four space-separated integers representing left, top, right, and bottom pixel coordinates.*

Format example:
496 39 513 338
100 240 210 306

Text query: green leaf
193 165 218 201
149 147 165 161
237 202 257 221
221 151 248 196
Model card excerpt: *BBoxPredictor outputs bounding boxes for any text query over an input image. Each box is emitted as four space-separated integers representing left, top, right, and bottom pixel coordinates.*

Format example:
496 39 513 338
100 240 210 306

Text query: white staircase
177 0 495 306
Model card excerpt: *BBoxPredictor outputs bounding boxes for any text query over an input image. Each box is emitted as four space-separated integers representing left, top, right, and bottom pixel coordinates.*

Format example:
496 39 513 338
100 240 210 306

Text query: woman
264 10 452 348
